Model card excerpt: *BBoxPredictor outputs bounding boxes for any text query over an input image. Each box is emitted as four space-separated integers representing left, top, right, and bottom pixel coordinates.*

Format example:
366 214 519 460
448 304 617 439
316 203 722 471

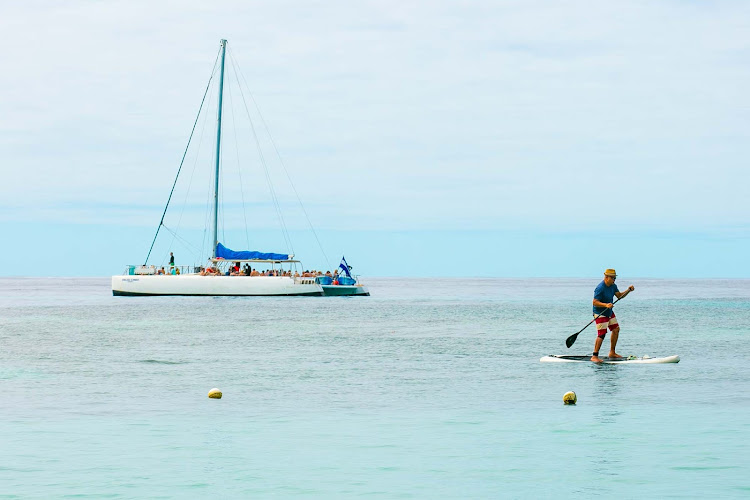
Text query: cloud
0 0 748 237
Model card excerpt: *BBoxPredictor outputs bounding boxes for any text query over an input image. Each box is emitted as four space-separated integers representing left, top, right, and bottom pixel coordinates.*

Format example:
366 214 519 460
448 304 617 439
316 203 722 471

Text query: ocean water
1 277 748 498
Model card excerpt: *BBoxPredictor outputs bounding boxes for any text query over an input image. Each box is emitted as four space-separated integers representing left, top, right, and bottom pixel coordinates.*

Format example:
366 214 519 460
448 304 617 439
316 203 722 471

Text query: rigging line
219 110 226 248
161 225 203 256
144 46 221 265
203 94 220 263
221 152 226 247
232 54 331 270
228 51 294 255
227 51 292 253
203 121 215 260
170 63 217 259
226 72 252 250
230 53 295 254
216 73 228 251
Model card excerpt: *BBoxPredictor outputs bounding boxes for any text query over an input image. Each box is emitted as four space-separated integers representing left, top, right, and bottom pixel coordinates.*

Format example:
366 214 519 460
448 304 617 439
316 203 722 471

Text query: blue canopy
216 243 291 261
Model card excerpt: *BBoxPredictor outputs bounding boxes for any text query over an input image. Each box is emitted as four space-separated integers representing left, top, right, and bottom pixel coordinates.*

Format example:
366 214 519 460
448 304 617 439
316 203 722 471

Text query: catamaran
112 39 368 297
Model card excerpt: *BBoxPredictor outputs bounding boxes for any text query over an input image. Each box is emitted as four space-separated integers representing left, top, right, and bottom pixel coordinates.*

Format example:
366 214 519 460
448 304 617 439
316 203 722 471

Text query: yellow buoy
208 388 222 399
563 391 577 405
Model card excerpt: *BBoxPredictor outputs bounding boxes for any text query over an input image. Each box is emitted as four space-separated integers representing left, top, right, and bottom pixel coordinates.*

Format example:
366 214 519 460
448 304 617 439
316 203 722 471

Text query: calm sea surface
1 277 748 498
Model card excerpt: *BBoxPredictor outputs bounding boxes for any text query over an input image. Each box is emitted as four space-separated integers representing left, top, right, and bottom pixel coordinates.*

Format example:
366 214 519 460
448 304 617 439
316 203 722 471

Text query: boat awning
215 243 294 262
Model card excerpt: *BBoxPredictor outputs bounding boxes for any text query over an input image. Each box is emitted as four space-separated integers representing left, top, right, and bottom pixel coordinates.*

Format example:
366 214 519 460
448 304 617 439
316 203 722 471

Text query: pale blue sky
1 1 748 277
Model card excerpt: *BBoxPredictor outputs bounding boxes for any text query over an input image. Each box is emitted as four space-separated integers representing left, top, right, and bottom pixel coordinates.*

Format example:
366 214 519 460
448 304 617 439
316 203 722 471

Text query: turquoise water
1 277 748 498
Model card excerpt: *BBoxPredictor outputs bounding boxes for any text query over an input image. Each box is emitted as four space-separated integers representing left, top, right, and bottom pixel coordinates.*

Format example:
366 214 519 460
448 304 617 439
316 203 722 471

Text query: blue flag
338 256 352 278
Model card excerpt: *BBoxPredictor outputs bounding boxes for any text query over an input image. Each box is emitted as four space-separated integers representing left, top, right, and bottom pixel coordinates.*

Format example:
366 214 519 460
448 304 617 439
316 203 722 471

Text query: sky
1 1 748 277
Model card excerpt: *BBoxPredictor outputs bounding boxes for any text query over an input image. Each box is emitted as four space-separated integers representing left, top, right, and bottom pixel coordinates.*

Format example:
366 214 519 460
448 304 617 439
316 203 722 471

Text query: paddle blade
565 333 578 348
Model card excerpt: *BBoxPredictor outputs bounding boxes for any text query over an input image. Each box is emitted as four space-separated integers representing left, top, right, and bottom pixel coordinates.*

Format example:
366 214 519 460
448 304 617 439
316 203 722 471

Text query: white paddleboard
540 354 680 364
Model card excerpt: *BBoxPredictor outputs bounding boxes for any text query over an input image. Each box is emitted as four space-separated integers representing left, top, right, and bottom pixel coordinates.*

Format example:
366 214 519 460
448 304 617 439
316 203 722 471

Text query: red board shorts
595 313 619 338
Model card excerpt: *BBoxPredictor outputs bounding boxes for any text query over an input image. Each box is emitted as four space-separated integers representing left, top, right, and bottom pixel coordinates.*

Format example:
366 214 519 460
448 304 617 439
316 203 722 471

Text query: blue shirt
593 280 619 317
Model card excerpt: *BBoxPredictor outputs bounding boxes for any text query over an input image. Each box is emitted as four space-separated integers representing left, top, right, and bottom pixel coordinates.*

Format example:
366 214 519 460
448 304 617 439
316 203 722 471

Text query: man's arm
615 285 635 299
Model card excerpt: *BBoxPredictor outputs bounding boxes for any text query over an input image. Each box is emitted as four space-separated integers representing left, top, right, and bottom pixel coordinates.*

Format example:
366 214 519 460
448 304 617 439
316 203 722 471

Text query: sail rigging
112 39 368 297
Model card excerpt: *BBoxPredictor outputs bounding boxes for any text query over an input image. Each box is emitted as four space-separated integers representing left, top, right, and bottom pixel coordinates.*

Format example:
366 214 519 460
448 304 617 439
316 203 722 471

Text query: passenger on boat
230 262 241 276
325 270 332 277
200 267 220 276
157 267 166 275
243 264 251 276
251 269 260 276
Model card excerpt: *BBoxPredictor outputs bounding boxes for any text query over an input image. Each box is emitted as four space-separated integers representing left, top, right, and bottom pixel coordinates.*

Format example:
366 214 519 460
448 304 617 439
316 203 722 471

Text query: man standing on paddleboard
591 269 635 363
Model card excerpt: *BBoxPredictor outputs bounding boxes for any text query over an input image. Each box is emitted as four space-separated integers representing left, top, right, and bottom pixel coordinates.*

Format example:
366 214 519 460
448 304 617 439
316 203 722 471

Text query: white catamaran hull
540 355 680 364
112 275 324 296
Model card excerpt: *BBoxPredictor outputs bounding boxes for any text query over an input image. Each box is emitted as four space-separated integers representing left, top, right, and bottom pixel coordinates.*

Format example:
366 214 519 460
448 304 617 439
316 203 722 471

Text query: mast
212 39 227 259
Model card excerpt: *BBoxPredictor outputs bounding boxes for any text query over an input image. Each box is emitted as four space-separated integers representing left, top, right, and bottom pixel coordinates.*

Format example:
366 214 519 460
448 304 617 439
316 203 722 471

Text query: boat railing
314 275 361 286
124 265 194 276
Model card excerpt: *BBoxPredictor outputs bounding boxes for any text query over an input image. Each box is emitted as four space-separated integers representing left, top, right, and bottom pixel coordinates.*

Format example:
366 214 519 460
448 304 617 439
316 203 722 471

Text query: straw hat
604 268 617 277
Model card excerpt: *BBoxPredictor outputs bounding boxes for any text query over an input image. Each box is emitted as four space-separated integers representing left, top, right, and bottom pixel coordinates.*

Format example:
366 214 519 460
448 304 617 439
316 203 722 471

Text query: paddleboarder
591 269 634 363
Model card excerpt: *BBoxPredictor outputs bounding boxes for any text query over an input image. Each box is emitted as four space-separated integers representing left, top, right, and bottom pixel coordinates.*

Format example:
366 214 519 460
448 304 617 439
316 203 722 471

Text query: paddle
566 295 624 348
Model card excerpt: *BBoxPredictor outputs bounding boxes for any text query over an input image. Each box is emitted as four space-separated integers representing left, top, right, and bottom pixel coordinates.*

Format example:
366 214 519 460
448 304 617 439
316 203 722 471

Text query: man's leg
609 326 621 358
591 336 604 363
